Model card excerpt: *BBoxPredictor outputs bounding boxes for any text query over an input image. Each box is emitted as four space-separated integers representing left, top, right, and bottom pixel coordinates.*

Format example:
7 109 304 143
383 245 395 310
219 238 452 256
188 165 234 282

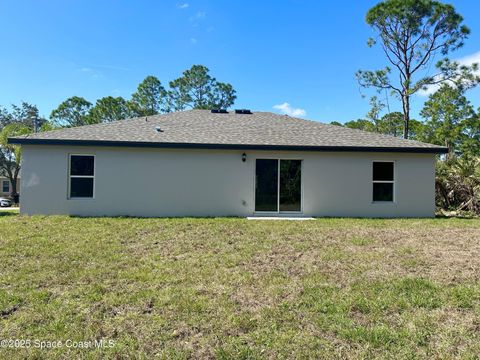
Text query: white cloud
195 11 206 19
457 51 480 66
177 3 189 9
418 50 480 96
190 37 197 44
273 102 306 117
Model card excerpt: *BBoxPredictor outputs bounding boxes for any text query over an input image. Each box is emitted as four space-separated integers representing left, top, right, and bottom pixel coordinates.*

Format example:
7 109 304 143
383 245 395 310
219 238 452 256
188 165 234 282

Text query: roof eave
8 137 449 154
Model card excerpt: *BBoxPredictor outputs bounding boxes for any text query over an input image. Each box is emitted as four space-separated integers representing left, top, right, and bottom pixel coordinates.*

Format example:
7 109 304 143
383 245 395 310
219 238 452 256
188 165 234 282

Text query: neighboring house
9 109 447 217
0 175 20 197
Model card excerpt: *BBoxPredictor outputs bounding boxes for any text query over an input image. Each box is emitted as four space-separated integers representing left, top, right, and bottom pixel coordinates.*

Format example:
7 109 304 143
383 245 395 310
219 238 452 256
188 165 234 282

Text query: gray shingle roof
9 110 447 153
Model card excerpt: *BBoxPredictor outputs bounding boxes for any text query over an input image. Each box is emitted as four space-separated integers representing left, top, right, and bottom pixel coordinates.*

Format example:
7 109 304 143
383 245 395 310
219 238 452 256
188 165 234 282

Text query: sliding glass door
255 159 302 212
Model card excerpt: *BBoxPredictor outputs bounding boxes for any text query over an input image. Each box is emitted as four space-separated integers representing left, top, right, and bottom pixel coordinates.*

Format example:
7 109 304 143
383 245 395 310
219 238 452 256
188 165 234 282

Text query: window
69 155 94 198
2 180 9 193
372 161 394 202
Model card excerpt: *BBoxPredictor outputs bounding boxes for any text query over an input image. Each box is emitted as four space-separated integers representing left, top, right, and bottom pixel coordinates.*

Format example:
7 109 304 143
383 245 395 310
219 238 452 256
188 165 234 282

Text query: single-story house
9 109 447 218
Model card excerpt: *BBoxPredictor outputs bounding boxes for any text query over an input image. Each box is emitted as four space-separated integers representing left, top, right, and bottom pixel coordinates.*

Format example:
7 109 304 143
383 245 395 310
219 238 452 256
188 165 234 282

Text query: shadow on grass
67 215 244 220
435 214 478 220
0 211 19 217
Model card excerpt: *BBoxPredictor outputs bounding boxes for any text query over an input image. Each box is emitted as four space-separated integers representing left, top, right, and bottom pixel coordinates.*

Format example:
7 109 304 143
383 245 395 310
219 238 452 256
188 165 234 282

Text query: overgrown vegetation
0 215 479 358
436 157 480 215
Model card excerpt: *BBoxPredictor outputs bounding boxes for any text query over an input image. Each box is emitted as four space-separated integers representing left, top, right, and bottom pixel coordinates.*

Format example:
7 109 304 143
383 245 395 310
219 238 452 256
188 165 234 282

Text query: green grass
0 216 479 359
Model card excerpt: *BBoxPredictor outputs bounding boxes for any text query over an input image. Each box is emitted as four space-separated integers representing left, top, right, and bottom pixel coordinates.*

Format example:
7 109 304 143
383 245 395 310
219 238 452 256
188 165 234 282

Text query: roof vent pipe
155 126 163 133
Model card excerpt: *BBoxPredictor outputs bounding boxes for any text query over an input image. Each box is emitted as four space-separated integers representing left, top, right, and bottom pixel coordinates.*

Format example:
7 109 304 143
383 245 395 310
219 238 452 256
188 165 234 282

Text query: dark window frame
68 154 95 199
372 161 395 202
2 180 9 193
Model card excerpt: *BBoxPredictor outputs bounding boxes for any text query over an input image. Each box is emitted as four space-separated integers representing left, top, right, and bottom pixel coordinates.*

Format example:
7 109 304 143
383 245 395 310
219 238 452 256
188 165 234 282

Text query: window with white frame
69 155 95 198
2 180 9 193
372 161 394 202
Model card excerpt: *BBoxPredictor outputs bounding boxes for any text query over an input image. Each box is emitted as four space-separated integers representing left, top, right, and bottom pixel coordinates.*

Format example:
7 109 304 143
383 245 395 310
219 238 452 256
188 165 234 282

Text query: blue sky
0 0 479 123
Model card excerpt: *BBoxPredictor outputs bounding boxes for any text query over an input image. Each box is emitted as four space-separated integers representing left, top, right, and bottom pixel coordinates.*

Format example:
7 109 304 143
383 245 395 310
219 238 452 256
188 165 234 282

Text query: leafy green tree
332 113 424 139
0 102 47 131
40 122 62 132
0 106 13 128
339 97 416 138
12 102 47 130
343 119 376 132
420 84 475 157
130 76 168 116
50 96 94 127
210 82 236 110
50 65 237 124
379 112 404 137
343 97 399 136
460 109 480 157
365 96 385 132
88 96 132 123
0 123 32 200
356 0 477 138
168 65 236 110
407 119 426 141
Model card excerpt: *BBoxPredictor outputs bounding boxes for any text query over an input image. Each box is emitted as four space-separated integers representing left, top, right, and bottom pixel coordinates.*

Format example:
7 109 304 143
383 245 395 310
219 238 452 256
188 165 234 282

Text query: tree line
0 64 237 130
50 64 236 127
331 85 480 159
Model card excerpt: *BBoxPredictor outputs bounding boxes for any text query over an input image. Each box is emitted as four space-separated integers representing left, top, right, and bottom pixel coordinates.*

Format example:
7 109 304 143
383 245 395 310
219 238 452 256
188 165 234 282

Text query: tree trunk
6 167 19 203
11 173 18 194
445 140 454 160
402 94 410 139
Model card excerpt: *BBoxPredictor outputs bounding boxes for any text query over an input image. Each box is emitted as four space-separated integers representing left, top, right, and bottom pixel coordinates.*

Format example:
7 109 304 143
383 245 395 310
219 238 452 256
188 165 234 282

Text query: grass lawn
0 214 479 359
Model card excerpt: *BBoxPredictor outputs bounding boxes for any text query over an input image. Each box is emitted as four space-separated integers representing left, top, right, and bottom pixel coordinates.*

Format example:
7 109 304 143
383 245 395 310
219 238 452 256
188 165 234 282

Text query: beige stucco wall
19 145 436 217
